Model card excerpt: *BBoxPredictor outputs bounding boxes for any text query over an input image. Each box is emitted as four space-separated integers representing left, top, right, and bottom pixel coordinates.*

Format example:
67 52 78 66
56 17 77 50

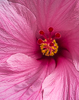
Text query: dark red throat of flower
37 27 61 56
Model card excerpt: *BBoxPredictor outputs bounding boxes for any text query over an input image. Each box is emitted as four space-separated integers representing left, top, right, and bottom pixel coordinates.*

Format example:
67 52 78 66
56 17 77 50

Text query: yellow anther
54 49 58 54
52 46 55 49
50 51 54 56
53 40 56 43
45 49 50 56
40 39 58 56
42 50 46 54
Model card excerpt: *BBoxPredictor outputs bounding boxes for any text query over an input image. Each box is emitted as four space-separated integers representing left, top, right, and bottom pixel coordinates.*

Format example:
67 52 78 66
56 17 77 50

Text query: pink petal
58 26 79 71
8 0 77 32
67 26 79 71
0 0 39 59
0 53 56 100
42 57 79 100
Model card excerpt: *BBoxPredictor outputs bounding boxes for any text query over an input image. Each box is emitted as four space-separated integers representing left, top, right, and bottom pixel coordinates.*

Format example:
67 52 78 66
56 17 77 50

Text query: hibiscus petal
8 0 77 32
0 0 38 59
68 32 79 71
42 57 79 100
58 26 79 71
0 53 56 100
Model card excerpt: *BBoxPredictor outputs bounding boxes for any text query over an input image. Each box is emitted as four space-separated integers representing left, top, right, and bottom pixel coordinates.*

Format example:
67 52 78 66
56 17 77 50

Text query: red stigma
39 31 44 35
38 39 43 44
55 33 61 38
50 43 54 46
49 27 53 32
38 27 60 56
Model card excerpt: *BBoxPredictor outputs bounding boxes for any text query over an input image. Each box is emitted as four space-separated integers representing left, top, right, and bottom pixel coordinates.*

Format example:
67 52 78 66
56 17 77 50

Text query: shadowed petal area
58 26 79 71
0 0 39 60
42 57 79 100
8 0 77 32
0 53 56 100
68 26 79 71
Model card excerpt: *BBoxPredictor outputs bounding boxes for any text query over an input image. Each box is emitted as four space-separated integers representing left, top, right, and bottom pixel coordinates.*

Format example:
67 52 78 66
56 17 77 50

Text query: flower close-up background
0 0 79 100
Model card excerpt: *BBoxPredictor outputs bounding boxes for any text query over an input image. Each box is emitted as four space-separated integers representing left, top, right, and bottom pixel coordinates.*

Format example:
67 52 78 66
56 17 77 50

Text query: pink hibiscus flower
0 0 79 100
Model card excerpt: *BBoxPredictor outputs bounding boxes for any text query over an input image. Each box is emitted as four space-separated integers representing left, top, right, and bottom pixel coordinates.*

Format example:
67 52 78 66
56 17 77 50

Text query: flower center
38 27 61 56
